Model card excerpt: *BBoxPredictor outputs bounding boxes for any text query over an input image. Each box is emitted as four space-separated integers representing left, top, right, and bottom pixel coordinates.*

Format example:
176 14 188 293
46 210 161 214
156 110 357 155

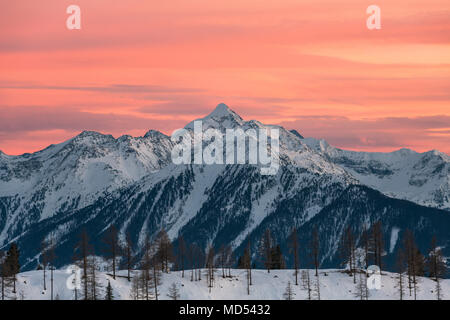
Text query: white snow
7 268 449 300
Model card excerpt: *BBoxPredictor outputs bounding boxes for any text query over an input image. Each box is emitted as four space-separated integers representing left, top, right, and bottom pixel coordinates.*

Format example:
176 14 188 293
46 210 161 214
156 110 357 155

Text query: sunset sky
0 0 449 155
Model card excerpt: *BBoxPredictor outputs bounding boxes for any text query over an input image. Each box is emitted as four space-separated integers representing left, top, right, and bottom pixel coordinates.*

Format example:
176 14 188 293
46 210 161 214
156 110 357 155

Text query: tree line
0 221 447 300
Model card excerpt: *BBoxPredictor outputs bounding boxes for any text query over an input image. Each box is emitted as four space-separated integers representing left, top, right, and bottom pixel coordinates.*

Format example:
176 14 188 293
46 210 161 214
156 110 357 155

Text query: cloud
0 83 202 94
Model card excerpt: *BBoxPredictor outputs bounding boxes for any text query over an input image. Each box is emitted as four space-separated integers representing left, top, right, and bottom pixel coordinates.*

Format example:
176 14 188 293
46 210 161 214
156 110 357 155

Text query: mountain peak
209 103 232 116
289 129 304 139
185 103 244 130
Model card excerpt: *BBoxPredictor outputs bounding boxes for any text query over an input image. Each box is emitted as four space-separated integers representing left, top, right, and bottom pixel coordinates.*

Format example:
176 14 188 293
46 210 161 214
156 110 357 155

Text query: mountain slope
0 103 449 273
303 138 450 210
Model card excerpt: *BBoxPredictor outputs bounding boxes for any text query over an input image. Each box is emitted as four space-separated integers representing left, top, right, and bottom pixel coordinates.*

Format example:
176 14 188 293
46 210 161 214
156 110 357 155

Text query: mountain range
0 103 449 271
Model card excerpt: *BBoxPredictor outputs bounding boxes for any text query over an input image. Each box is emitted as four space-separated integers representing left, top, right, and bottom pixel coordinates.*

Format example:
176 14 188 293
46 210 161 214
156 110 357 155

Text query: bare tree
88 255 102 300
141 236 153 301
167 282 180 300
361 226 370 269
371 221 384 271
74 229 91 300
4 243 20 294
225 245 234 278
177 235 187 278
309 228 320 277
40 239 48 291
205 245 215 292
103 225 120 280
340 227 356 283
218 245 227 278
288 227 300 285
283 281 295 300
155 229 174 273
403 229 424 300
354 270 369 300
43 234 57 300
151 252 162 300
124 233 134 282
301 270 312 300
427 236 447 300
395 248 406 300
259 229 273 273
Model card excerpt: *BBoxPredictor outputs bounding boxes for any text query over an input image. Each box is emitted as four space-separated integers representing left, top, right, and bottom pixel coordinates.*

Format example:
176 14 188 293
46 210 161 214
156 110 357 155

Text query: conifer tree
105 280 114 300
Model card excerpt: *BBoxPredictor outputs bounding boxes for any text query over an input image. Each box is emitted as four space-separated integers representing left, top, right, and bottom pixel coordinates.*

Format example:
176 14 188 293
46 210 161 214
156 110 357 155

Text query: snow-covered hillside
8 269 449 300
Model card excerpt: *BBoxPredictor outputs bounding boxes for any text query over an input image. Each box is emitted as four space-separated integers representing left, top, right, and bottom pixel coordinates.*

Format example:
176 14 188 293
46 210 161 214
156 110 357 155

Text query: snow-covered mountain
302 138 450 210
0 129 173 242
0 103 449 272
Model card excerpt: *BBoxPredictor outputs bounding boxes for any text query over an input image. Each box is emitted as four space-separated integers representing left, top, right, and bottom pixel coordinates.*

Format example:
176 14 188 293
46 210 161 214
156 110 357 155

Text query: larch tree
155 229 174 273
361 226 370 269
340 226 356 283
288 227 300 285
205 245 215 292
301 270 312 300
427 236 447 300
151 251 162 301
403 229 424 300
259 229 273 273
177 235 187 278
105 280 114 300
124 232 134 282
102 225 120 280
395 248 406 300
42 234 57 300
309 228 320 277
225 245 234 278
167 282 180 300
242 244 252 295
370 221 384 272
73 229 91 300
270 245 285 270
4 242 20 294
283 281 295 300
354 269 369 300
218 245 227 278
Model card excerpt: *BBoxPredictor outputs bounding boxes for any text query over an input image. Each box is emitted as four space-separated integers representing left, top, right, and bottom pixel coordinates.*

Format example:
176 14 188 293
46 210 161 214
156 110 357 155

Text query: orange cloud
0 0 449 155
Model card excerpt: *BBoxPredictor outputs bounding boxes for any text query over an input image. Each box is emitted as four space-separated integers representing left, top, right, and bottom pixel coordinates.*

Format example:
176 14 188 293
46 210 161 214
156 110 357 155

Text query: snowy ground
7 269 449 300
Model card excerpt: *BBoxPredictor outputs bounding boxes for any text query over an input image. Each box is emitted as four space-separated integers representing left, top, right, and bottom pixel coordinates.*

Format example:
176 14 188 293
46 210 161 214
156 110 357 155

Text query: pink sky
0 0 449 155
